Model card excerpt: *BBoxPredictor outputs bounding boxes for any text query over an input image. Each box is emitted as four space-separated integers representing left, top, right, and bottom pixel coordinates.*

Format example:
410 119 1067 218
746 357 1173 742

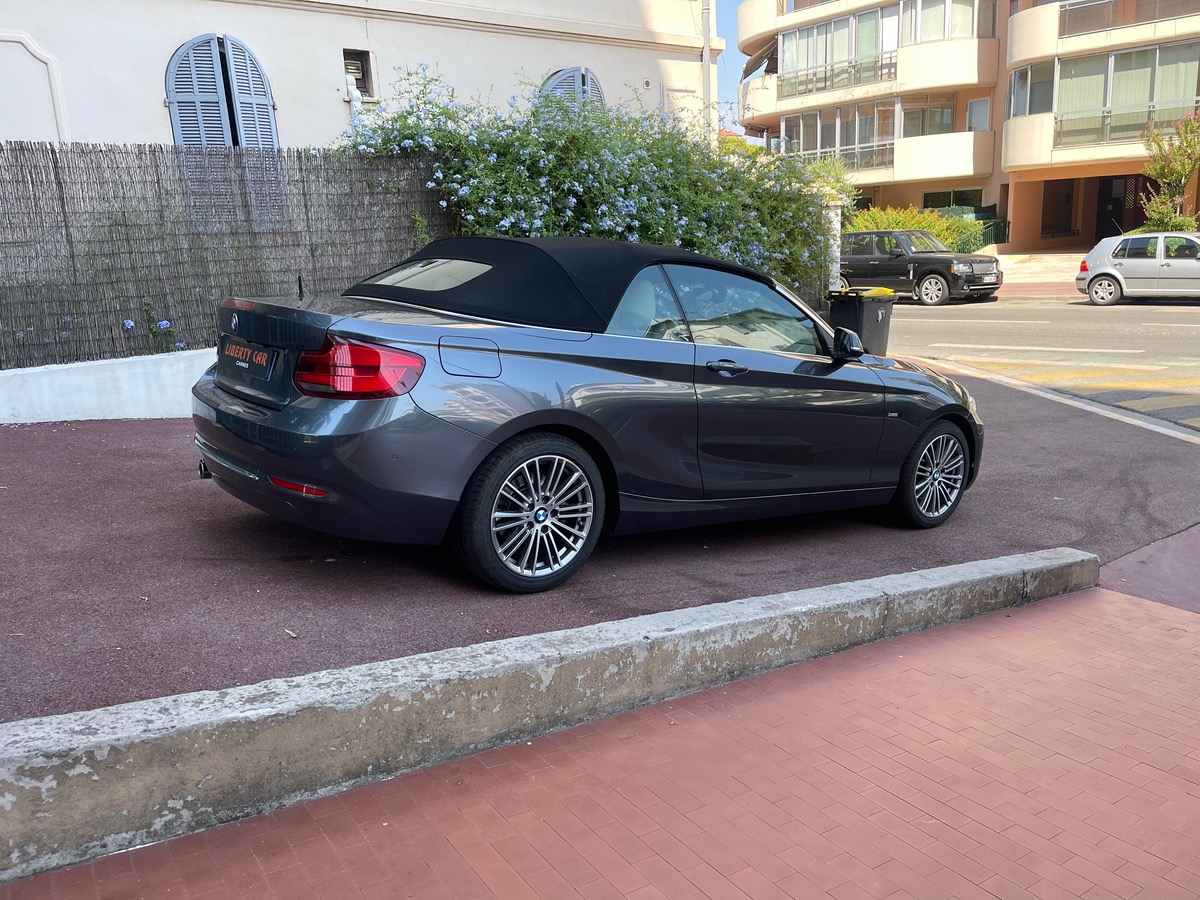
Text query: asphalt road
889 296 1200 429
3 370 1200 723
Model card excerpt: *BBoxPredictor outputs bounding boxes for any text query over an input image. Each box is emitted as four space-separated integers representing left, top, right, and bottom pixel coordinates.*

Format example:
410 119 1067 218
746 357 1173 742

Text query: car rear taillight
1079 260 1089 273
268 476 329 497
294 337 425 399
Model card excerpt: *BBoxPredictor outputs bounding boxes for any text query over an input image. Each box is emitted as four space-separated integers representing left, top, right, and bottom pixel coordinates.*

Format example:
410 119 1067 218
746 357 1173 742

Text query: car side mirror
832 327 864 360
890 249 905 257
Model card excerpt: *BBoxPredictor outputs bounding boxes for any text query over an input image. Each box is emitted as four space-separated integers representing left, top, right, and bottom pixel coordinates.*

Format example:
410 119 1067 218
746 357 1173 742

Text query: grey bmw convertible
193 236 983 592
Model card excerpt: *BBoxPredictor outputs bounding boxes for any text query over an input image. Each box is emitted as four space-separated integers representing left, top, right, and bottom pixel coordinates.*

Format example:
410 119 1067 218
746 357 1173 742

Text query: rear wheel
836 275 850 291
1088 276 1122 306
893 420 968 528
454 433 604 592
917 273 950 306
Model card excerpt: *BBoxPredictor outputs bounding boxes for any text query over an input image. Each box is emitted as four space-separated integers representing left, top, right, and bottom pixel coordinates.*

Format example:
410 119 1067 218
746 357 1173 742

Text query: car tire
917 273 950 306
1088 276 1122 306
454 432 605 593
892 420 968 529
836 275 850 291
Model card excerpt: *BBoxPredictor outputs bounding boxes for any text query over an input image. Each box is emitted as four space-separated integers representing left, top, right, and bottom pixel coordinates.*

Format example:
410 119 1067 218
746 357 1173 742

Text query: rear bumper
192 369 496 545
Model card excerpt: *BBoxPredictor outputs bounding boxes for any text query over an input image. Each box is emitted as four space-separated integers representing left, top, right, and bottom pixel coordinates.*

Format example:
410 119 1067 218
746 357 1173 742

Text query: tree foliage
1140 114 1200 231
341 67 835 292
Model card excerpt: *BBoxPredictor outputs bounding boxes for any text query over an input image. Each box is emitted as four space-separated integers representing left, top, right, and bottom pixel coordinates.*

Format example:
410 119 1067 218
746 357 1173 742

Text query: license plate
218 335 276 381
981 273 998 283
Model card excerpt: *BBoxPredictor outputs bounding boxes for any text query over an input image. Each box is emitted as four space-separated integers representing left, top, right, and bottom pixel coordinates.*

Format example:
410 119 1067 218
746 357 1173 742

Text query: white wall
1 0 722 148
0 351 214 424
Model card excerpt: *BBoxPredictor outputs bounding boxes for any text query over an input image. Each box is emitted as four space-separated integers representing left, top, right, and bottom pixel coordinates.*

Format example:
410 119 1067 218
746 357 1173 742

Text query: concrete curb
0 547 1099 883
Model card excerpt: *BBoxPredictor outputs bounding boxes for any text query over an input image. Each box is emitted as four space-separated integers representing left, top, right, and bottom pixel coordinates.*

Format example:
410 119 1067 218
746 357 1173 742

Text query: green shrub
847 205 985 253
341 66 833 293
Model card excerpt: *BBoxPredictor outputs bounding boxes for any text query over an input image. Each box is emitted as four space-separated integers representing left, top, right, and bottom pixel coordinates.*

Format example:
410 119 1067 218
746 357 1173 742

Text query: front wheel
836 275 850 291
1088 276 1122 306
454 433 605 592
893 420 968 528
917 273 950 306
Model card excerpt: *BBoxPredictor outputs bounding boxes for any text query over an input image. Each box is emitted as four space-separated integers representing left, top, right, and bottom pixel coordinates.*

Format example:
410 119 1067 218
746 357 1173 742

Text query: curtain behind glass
951 0 974 37
921 0 947 41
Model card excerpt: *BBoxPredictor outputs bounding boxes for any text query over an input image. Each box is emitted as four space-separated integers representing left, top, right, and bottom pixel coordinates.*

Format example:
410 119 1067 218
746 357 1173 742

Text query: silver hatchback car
1076 231 1200 305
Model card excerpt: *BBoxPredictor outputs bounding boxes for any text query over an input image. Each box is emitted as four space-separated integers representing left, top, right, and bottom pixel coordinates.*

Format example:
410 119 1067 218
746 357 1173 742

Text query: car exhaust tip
198 459 212 479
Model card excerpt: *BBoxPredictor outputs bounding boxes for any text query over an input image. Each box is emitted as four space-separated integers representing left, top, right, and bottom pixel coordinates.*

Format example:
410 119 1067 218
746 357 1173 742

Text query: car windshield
904 232 951 253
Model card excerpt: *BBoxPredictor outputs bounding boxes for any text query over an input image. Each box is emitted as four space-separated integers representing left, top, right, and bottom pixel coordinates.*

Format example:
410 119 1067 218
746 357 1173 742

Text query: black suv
839 229 1003 305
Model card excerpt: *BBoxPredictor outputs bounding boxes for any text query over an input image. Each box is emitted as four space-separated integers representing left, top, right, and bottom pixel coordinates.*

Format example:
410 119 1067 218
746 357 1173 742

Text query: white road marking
938 356 1167 371
902 319 1052 324
912 358 1200 447
929 343 1144 354
1140 322 1200 327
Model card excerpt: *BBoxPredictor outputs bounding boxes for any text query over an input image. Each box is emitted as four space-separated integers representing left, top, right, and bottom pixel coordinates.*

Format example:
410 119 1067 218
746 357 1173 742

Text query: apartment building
1 0 720 149
737 0 1200 252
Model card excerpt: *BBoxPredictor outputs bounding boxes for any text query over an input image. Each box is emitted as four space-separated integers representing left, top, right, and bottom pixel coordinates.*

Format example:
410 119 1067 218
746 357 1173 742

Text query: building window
543 67 605 103
343 50 373 98
1009 60 1054 117
967 97 990 131
165 34 278 148
902 94 955 136
923 188 984 208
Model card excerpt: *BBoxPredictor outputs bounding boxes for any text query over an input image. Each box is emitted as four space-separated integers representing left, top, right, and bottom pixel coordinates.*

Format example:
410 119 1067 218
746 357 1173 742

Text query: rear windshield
364 258 492 292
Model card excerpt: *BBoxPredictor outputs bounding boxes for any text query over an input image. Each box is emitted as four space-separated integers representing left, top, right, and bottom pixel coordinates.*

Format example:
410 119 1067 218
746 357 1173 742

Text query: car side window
843 234 872 256
1112 240 1129 260
662 264 824 356
607 266 690 341
876 234 898 255
1165 236 1199 259
1124 236 1158 259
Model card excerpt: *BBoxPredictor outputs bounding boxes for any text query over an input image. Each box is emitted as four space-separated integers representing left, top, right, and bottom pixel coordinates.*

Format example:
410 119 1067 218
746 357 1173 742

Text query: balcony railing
778 53 898 100
1054 97 1200 147
783 141 895 170
1059 0 1197 38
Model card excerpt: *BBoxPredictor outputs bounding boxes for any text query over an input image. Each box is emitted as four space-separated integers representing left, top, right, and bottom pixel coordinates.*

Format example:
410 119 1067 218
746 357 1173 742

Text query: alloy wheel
490 453 595 578
913 433 965 519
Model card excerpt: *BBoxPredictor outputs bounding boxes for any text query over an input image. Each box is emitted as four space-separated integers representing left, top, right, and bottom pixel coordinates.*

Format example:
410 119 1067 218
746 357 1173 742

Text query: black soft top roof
345 236 771 331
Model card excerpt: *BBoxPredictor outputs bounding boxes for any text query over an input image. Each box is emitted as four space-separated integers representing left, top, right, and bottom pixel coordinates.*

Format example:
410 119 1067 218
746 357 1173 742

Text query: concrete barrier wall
0 350 212 423
0 547 1099 883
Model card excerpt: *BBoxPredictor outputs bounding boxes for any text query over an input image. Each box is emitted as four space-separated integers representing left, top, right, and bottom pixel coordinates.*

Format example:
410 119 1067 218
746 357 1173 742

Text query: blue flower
156 320 171 329
174 341 187 349
122 319 135 331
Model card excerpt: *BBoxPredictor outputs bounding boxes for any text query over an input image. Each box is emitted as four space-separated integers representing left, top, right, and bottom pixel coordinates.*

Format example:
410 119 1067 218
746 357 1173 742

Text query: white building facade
1 0 721 148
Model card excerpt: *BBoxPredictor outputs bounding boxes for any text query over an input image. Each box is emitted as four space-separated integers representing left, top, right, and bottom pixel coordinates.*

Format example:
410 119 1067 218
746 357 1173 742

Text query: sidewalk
8 555 1199 899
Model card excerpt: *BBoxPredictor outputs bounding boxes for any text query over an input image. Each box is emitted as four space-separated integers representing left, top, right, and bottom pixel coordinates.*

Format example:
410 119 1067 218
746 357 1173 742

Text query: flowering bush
341 67 834 293
847 206 985 253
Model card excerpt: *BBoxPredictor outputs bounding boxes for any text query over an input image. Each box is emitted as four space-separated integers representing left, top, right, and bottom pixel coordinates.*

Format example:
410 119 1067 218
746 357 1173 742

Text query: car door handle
706 359 748 376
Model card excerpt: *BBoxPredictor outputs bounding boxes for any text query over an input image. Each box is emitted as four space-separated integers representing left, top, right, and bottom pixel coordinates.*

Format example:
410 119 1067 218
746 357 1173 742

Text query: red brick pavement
6 586 1200 899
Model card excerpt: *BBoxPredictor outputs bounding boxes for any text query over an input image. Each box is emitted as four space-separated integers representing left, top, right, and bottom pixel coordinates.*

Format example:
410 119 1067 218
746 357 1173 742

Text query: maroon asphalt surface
3 372 1200 723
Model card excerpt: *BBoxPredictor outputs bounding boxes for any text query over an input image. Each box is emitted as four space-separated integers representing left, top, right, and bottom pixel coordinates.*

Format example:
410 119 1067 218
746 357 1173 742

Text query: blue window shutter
224 35 279 149
165 35 231 146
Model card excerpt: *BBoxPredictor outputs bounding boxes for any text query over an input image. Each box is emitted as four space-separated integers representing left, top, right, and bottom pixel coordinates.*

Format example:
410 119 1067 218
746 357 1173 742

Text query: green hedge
847 206 985 253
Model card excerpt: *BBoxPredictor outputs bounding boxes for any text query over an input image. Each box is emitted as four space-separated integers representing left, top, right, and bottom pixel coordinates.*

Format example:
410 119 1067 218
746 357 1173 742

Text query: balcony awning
741 43 775 81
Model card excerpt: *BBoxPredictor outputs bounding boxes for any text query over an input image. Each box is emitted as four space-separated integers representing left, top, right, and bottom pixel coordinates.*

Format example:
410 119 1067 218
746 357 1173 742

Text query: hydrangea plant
341 66 835 294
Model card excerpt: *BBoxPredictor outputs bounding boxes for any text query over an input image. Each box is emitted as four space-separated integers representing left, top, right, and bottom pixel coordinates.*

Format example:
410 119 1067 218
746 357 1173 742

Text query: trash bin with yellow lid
827 287 896 356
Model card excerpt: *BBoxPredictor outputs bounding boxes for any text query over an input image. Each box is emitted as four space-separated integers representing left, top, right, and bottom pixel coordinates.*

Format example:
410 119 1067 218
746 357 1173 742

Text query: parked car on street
1075 231 1200 305
840 229 1003 305
193 236 984 592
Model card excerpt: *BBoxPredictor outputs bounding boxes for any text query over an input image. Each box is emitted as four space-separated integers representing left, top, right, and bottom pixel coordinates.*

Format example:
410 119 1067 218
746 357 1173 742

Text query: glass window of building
967 97 990 131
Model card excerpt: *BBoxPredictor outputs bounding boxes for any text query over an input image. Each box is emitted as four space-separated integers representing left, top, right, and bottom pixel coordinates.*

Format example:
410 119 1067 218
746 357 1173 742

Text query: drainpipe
701 0 713 138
